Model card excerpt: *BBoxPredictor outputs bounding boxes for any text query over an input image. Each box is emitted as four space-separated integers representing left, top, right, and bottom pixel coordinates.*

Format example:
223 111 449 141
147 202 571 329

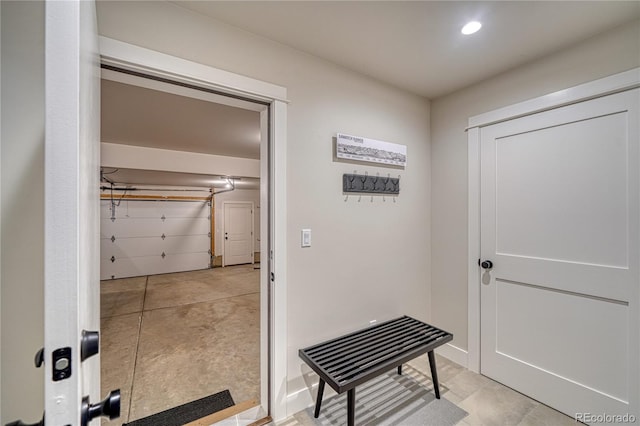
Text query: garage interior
99 73 263 424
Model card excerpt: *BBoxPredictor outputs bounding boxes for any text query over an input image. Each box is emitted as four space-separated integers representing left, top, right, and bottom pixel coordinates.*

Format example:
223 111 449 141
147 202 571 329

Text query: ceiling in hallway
173 1 640 98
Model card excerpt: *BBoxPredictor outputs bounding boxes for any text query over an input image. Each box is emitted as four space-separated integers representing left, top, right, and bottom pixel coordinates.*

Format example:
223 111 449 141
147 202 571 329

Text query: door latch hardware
34 347 44 368
81 330 99 361
52 347 72 381
81 390 121 426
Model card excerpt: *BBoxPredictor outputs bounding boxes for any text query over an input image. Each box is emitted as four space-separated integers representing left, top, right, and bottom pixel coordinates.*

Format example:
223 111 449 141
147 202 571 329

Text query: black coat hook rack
343 173 400 195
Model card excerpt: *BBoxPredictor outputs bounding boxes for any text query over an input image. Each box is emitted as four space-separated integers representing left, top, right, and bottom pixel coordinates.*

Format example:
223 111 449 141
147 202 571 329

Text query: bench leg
428 350 441 399
347 388 356 426
397 364 402 375
314 379 325 418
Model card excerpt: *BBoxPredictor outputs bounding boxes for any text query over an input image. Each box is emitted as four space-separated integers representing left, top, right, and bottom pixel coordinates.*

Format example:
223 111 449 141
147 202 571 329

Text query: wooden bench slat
304 317 414 356
324 328 440 376
336 332 451 383
330 329 450 379
315 322 429 369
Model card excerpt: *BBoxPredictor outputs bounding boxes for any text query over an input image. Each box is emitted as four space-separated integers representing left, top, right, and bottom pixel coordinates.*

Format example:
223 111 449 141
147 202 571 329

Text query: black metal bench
299 315 453 426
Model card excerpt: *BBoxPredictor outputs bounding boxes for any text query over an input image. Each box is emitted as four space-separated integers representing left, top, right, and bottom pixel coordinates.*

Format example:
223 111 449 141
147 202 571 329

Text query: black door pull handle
81 390 121 426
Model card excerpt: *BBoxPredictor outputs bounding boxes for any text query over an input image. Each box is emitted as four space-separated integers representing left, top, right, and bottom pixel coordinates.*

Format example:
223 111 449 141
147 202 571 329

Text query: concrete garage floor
100 265 260 425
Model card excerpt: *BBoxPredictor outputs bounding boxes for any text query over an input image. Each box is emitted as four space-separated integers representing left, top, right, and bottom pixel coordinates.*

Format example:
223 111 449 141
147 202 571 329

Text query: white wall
0 1 45 423
97 1 431 413
430 19 640 353
101 142 260 178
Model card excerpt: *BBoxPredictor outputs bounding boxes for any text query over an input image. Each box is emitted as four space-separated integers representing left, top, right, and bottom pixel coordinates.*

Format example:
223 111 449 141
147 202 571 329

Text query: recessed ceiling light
461 21 482 35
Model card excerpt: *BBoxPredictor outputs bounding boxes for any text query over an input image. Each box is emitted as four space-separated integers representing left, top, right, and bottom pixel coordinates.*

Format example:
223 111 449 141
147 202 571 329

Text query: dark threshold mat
124 389 235 426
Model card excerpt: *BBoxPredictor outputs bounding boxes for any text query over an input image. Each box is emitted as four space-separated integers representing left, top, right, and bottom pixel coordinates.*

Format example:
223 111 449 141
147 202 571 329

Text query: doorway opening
98 66 269 424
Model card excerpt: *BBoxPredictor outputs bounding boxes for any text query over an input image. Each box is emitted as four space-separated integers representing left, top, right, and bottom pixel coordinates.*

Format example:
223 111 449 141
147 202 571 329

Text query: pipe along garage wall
97 1 432 415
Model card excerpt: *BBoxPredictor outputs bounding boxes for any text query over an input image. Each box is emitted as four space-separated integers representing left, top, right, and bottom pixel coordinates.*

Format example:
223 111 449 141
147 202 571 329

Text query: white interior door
480 89 639 420
44 1 111 424
223 202 254 266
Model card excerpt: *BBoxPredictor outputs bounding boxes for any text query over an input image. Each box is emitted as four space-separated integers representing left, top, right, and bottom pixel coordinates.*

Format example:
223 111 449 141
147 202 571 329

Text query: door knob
81 390 121 426
480 260 493 270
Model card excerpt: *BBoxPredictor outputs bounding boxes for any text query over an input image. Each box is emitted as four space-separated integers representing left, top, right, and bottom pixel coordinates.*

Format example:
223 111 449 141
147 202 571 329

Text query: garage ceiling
101 79 261 159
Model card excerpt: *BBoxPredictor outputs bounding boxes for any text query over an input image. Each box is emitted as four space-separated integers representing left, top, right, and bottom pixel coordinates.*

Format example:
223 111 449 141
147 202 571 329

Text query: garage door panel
101 218 161 237
101 217 209 238
161 218 210 236
101 235 210 259
100 252 210 280
158 201 209 218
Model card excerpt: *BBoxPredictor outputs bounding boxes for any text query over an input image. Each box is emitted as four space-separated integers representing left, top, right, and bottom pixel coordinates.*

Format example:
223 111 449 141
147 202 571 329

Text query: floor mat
125 389 235 426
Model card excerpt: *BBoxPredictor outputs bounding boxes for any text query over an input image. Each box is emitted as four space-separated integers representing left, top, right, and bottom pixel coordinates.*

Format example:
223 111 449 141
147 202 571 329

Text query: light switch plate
301 229 311 247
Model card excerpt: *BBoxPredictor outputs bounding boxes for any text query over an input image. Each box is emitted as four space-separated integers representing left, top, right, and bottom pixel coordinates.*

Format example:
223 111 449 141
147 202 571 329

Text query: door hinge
270 272 275 282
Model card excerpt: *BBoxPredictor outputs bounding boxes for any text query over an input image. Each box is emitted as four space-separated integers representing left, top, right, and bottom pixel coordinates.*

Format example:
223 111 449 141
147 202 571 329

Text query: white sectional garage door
100 199 211 280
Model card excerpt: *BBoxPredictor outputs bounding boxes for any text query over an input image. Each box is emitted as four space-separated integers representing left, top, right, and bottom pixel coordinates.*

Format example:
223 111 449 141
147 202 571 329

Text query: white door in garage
223 202 254 266
101 199 211 279
480 89 639 419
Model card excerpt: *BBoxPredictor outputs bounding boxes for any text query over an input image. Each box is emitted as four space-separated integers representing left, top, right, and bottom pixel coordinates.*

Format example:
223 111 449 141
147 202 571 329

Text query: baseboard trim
184 400 257 426
435 343 468 368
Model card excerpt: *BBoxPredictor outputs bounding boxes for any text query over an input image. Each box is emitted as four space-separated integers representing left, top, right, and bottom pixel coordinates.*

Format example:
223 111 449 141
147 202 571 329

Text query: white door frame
222 201 255 267
467 68 640 406
99 37 289 421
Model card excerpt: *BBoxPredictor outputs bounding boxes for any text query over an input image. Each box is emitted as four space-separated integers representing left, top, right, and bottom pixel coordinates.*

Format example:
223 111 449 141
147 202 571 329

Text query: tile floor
280 354 580 426
100 265 261 425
